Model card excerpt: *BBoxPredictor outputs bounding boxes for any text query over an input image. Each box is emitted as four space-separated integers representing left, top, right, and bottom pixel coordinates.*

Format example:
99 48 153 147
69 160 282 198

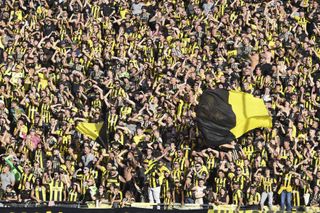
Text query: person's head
146 148 152 156
46 160 52 168
284 140 290 149
25 181 31 189
109 183 115 191
88 178 94 186
6 185 13 192
68 147 74 154
218 170 225 178
250 186 256 194
236 167 242 174
220 187 226 196
24 165 31 173
84 146 91 154
233 181 240 189
164 170 170 178
35 178 42 186
293 178 300 186
114 80 121 88
265 168 271 177
114 186 119 193
244 159 250 166
136 128 143 135
83 166 90 174
143 160 149 168
0 100 4 110
173 161 179 169
198 179 205 187
110 167 117 176
53 172 60 180
125 191 132 199
99 185 104 193
195 163 202 171
37 142 42 150
2 165 10 173
286 160 293 168
17 119 24 126
53 148 60 156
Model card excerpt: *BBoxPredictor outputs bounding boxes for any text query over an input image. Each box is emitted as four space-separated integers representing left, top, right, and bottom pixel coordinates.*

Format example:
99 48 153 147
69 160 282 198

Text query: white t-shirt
132 3 144 15
0 172 15 190
194 186 206 204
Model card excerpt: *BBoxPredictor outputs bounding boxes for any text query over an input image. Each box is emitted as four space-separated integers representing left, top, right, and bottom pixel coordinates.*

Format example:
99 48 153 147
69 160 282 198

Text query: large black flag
196 89 272 147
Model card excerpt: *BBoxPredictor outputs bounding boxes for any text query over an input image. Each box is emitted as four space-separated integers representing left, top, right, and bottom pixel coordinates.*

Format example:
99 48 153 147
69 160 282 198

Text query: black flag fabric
196 89 272 147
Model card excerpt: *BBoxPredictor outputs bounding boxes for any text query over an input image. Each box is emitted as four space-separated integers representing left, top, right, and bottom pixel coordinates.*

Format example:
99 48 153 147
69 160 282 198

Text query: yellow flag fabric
229 91 272 138
76 122 104 140
197 89 273 147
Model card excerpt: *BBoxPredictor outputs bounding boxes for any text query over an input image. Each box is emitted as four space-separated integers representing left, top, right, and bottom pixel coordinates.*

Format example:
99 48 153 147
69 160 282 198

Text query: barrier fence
1 201 320 212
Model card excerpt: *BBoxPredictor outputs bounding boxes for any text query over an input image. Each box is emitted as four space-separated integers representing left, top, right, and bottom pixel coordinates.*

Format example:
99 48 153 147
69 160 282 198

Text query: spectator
246 185 260 208
83 178 97 203
121 191 135 207
111 186 122 208
3 185 17 202
31 178 47 203
278 165 296 211
0 165 15 191
232 181 243 211
144 160 161 208
18 164 34 191
131 0 146 16
18 181 32 202
215 187 229 205
192 179 206 205
67 182 80 202
96 185 108 205
48 171 66 202
81 146 95 168
260 168 276 210
310 186 320 207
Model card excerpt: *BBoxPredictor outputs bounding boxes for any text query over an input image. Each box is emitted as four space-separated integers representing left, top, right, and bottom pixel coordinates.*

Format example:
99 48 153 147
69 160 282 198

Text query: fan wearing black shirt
19 181 32 202
3 185 17 202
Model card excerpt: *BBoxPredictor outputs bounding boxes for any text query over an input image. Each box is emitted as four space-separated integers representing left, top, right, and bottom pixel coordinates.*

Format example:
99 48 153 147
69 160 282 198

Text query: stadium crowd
0 0 320 211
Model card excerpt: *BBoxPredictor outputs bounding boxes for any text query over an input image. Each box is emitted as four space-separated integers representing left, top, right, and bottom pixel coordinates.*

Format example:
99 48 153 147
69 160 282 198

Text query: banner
0 207 207 213
1 204 319 213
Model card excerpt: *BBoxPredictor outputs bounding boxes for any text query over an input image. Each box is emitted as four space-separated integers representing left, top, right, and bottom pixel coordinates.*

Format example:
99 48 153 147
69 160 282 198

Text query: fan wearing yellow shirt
37 68 49 90
276 161 301 211
260 168 276 210
20 93 39 124
232 181 243 211
133 128 145 145
247 185 260 207
187 162 209 187
144 160 161 209
13 118 28 140
159 162 172 201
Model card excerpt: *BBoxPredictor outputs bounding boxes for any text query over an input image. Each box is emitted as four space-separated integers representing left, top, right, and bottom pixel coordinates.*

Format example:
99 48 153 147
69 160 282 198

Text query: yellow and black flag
76 122 108 148
196 89 272 147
